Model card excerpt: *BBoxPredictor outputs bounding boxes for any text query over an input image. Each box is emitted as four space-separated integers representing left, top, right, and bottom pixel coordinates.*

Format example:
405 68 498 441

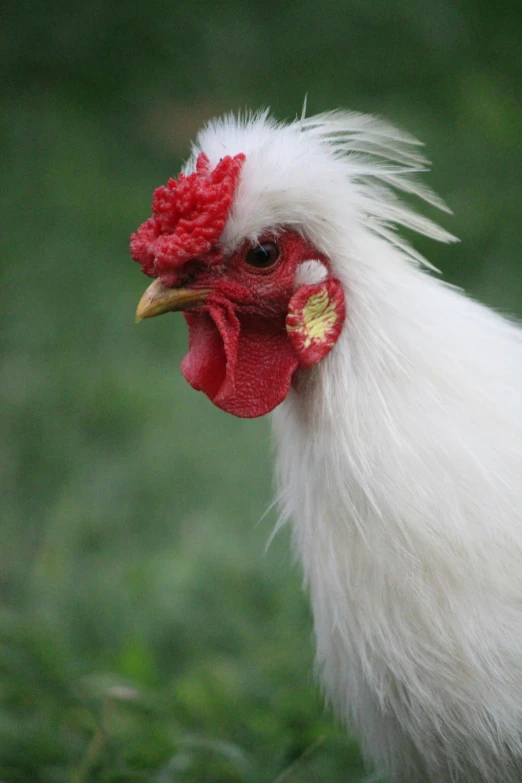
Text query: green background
1 1 520 780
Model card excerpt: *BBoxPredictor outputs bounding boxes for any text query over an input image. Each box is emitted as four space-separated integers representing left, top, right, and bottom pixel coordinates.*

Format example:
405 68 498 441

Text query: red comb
130 152 246 287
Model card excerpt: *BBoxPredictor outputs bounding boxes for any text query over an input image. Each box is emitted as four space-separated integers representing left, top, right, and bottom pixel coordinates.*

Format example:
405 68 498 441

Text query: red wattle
181 306 299 418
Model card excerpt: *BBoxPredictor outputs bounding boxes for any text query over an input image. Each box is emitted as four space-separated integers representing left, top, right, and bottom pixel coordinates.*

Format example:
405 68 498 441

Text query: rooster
130 110 522 783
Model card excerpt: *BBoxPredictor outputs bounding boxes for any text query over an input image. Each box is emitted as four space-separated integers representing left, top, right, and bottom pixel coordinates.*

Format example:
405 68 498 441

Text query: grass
0 90 371 783
1 2 520 779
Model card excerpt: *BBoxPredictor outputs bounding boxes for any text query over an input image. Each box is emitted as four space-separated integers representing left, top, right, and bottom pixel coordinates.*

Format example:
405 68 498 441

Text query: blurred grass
1 0 520 780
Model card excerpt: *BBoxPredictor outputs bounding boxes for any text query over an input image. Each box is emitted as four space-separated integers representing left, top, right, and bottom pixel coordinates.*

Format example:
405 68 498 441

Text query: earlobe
286 279 346 369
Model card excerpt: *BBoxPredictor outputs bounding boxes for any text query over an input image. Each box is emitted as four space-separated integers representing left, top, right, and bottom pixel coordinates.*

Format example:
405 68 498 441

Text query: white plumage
144 109 522 781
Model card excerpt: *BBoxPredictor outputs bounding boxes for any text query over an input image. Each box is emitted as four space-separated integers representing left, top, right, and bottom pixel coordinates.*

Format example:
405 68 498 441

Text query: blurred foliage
0 0 520 780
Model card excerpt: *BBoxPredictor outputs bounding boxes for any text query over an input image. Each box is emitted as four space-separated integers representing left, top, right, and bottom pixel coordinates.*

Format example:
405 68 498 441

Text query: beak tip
135 301 150 322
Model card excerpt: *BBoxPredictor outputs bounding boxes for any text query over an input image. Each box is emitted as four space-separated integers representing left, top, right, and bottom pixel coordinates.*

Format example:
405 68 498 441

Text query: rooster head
131 120 347 418
131 110 453 418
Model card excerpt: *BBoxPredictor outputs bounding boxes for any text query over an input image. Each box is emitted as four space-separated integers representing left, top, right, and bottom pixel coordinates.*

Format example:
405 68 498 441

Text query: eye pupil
245 241 280 269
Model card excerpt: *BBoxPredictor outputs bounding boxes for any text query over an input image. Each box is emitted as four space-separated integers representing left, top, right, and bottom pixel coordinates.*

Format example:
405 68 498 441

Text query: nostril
179 262 206 287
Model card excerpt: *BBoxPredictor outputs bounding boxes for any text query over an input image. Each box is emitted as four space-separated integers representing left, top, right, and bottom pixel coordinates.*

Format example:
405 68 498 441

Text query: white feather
294 259 328 286
189 110 522 782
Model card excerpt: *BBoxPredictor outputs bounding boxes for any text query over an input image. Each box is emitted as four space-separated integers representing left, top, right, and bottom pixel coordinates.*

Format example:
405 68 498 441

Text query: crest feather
190 109 458 270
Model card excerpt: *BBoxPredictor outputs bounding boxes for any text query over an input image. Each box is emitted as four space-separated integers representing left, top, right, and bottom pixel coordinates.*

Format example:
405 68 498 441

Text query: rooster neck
270 259 522 781
272 245 521 571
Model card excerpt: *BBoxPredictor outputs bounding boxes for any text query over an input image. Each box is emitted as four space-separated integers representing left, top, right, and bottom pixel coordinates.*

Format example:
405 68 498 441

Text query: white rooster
131 109 522 783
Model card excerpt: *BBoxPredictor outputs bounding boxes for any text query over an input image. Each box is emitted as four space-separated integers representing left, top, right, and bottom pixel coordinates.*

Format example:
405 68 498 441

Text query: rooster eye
245 242 280 269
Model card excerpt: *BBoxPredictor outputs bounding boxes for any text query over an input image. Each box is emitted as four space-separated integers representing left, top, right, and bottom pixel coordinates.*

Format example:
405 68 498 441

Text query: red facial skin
179 231 332 417
131 155 345 417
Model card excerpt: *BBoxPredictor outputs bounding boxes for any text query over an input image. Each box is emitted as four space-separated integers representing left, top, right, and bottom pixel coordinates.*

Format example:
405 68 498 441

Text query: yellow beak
135 278 211 322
